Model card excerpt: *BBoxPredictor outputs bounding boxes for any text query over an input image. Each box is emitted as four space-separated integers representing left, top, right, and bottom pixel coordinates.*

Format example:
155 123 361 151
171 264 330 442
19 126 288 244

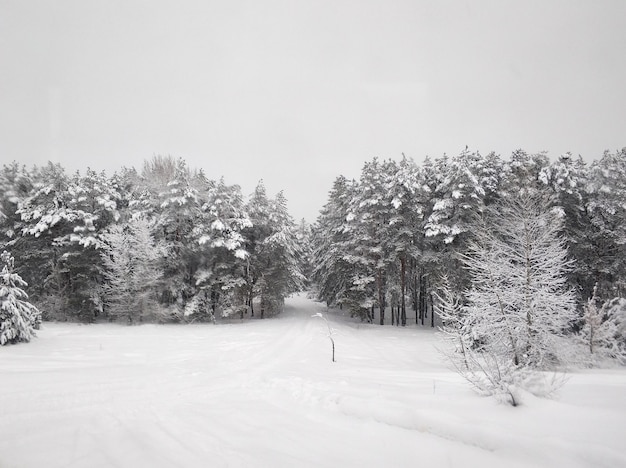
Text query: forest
0 156 307 331
1 149 626 362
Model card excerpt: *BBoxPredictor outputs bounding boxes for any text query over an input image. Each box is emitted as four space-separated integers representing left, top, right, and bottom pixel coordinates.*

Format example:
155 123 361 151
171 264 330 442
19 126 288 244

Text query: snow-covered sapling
313 312 336 362
0 251 41 345
582 288 626 365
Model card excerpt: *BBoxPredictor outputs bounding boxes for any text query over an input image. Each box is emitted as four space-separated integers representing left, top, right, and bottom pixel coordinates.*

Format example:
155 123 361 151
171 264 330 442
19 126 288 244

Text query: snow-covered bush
581 292 626 365
0 251 41 345
183 293 215 323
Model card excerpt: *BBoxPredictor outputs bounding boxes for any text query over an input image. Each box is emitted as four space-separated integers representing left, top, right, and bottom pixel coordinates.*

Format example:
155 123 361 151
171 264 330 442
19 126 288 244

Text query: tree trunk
419 270 427 326
400 256 407 326
377 269 385 325
430 292 435 328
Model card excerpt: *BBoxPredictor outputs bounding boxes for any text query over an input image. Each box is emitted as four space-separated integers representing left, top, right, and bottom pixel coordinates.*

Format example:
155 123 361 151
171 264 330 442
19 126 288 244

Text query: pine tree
311 176 358 311
585 149 626 298
539 153 593 299
244 182 305 318
257 191 306 316
346 158 396 324
191 178 252 320
386 156 424 326
0 162 34 241
295 218 314 290
134 157 206 308
0 251 41 345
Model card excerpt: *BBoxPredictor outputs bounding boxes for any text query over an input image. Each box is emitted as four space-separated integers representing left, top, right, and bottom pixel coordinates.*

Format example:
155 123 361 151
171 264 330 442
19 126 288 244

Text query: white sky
1 0 625 221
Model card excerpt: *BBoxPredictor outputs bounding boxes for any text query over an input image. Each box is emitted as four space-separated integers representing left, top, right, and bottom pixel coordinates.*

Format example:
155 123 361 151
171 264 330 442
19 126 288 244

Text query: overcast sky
1 1 625 221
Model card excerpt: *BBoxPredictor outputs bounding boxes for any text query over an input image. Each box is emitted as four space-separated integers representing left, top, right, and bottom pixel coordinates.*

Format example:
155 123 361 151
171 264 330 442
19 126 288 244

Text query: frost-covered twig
313 312 336 362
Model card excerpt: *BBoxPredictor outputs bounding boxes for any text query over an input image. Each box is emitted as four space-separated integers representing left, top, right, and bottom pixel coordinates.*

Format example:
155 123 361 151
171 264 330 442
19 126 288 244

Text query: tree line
0 156 307 327
311 148 626 325
310 147 626 401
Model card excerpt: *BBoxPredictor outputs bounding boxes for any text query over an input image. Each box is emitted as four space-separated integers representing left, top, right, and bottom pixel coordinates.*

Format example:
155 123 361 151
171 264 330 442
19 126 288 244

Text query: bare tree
444 191 577 404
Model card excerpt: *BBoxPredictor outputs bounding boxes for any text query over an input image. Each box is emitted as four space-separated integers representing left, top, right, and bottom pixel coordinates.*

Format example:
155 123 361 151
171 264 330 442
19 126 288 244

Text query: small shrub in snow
581 290 626 365
183 293 215 323
0 251 41 345
313 312 336 362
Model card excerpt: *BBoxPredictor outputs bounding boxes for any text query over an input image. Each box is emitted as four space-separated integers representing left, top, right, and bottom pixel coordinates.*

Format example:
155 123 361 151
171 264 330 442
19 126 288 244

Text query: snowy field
1 295 625 468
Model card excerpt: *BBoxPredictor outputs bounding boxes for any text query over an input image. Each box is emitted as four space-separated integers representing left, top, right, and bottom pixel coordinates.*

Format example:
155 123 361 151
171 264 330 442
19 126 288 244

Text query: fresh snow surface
1 294 625 468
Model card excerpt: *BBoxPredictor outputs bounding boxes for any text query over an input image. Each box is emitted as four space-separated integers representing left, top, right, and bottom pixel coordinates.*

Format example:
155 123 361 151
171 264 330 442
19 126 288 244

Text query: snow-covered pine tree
295 218 313 291
258 191 306 316
539 153 593 299
0 250 41 345
311 176 358 311
504 149 550 194
0 162 34 240
191 178 252 320
346 158 395 324
11 164 122 320
154 159 203 306
244 182 305 318
586 149 626 298
386 156 424 326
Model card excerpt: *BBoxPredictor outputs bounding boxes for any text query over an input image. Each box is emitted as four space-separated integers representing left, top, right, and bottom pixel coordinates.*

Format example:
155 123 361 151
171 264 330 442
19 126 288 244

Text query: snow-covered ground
1 295 625 468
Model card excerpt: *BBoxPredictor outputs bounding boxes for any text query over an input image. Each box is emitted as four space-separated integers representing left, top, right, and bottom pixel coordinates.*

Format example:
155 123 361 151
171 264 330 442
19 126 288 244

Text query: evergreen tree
190 179 252 320
386 156 424 326
585 149 626 298
346 158 396 324
540 153 593 299
0 162 34 241
0 250 41 345
143 157 204 307
244 182 304 318
504 149 550 194
311 176 359 312
295 218 314 290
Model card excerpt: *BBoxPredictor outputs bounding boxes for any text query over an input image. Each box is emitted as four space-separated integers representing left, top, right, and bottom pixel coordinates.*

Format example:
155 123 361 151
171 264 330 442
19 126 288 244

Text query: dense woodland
0 156 306 326
1 149 625 336
312 148 626 326
310 148 626 397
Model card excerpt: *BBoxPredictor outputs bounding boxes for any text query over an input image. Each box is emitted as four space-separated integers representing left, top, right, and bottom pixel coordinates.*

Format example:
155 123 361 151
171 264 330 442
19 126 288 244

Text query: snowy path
1 294 625 468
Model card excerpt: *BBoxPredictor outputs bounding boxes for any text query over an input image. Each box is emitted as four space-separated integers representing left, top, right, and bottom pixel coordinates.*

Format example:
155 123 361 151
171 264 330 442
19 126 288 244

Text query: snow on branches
0 251 41 345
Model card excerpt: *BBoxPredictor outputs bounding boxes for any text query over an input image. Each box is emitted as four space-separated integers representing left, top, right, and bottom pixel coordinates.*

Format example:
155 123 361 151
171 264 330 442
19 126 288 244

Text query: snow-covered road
1 294 625 468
